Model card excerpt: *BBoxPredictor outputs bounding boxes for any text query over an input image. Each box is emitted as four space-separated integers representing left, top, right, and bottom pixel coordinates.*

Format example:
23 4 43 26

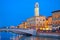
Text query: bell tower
35 2 39 16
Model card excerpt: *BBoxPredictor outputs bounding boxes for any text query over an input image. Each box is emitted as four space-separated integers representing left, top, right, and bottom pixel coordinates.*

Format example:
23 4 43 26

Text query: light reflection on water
0 32 19 40
20 36 60 40
0 32 60 40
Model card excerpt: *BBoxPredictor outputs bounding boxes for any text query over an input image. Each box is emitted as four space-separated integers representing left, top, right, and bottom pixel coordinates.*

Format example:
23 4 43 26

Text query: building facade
18 22 28 29
18 2 60 31
27 16 46 30
52 10 60 29
47 16 52 30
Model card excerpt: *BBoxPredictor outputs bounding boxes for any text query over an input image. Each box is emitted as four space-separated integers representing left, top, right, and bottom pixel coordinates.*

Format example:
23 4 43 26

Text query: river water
0 32 60 40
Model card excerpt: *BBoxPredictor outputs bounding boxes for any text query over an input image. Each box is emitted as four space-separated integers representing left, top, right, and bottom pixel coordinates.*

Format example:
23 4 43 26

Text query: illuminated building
23 22 28 28
27 16 46 30
47 16 52 26
18 23 24 28
47 16 52 30
18 22 28 29
18 2 60 31
27 2 46 30
52 10 60 29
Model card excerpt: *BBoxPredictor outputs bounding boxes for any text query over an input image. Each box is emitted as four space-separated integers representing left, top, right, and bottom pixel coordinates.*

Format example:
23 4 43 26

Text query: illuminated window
40 28 43 30
46 28 49 30
43 28 45 30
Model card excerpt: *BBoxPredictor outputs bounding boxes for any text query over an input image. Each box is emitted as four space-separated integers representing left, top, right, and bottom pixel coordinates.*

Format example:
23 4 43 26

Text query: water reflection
10 35 16 40
9 32 20 40
0 32 60 40
0 36 1 40
0 32 19 40
20 36 60 40
0 32 1 40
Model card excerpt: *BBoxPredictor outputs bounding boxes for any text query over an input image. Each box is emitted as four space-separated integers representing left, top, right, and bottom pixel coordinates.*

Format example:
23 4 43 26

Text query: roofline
27 16 46 20
52 10 60 13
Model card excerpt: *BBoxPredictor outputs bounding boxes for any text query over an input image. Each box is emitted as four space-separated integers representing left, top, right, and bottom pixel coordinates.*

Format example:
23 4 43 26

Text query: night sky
0 0 60 27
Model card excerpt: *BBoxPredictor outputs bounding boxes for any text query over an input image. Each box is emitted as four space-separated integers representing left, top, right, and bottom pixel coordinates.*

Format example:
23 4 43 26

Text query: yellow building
48 16 52 25
47 16 52 30
44 18 52 30
17 22 28 29
18 23 24 28
23 22 28 29
40 16 52 31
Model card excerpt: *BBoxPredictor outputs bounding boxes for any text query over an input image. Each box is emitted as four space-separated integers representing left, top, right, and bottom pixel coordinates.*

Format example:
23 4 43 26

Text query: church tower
35 2 39 16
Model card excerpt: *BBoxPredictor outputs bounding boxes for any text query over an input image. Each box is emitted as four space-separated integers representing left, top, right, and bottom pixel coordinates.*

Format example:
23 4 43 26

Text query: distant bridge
0 28 36 36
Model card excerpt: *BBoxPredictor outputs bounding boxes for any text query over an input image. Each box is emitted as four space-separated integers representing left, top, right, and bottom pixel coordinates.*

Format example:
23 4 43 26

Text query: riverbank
37 32 60 39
